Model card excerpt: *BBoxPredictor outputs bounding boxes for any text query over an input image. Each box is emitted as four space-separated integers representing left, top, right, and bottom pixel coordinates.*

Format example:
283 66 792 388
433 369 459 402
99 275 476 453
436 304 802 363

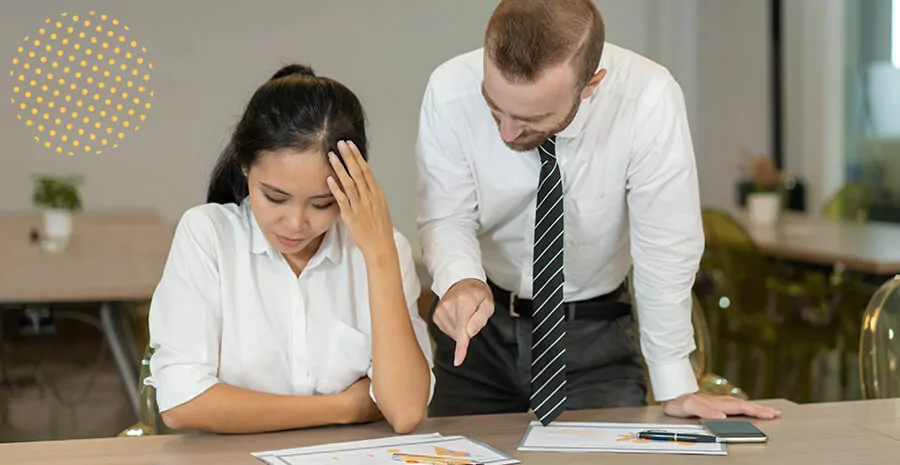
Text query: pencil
391 452 484 465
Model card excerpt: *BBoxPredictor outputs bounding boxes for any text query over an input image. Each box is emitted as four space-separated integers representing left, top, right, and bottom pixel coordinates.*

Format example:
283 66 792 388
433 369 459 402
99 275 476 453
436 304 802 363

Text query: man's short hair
485 0 606 88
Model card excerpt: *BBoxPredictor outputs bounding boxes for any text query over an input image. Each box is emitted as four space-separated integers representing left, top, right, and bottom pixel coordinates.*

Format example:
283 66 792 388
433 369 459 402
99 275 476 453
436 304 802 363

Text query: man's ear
580 68 607 100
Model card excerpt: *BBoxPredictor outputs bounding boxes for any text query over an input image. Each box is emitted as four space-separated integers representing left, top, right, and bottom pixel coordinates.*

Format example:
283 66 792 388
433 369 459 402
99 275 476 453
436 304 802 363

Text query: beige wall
1 1 772 253
693 0 773 209
782 0 846 212
0 0 498 250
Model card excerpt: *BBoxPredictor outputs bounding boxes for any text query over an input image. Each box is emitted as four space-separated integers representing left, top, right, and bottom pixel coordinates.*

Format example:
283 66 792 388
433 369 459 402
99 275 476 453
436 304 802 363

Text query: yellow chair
119 346 160 437
638 291 748 403
700 209 783 398
820 182 875 374
690 292 748 400
820 181 872 328
859 275 900 399
626 268 747 402
700 209 840 402
118 346 180 437
822 183 870 223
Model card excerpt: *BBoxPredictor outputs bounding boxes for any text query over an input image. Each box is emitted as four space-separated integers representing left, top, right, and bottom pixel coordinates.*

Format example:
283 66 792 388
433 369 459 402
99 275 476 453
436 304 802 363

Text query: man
415 0 779 424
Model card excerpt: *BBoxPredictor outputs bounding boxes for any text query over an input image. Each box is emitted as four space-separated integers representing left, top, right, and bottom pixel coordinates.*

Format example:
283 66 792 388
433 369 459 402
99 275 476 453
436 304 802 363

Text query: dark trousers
428 283 648 417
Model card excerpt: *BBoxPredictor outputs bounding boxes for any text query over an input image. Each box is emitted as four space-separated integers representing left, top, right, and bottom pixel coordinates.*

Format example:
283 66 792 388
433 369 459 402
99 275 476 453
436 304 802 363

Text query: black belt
487 280 632 321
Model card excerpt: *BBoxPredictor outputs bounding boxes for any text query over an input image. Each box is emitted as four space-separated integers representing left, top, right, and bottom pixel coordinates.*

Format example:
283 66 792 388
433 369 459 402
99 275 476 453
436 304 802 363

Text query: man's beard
502 97 581 152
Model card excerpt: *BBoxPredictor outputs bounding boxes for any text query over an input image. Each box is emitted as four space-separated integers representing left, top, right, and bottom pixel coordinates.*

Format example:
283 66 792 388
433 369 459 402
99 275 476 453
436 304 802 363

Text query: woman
148 64 432 434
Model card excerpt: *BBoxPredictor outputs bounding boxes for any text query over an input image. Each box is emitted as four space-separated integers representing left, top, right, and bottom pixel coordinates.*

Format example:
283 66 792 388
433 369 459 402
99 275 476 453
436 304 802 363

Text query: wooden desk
5 400 900 464
803 398 900 441
0 209 174 419
731 211 900 275
0 210 172 303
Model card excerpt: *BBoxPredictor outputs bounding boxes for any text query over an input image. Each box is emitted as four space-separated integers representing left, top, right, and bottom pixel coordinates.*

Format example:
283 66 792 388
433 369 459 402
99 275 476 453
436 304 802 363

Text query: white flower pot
41 209 73 253
747 192 781 227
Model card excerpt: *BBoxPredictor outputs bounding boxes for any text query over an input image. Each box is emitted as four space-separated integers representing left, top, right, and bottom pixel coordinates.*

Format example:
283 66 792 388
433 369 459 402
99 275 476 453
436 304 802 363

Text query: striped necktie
530 135 567 426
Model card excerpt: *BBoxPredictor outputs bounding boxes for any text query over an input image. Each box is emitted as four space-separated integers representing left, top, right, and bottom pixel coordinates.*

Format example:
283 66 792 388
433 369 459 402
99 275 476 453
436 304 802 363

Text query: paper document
519 422 727 456
253 433 520 464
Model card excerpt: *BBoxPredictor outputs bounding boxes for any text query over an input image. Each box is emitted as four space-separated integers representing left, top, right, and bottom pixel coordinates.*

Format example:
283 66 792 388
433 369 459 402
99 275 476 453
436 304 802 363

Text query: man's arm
626 74 779 420
415 75 494 365
415 78 484 297
625 75 703 403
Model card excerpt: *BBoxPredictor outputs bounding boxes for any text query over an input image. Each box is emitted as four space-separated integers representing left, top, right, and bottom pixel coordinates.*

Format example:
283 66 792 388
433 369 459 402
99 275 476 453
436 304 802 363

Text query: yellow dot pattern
9 11 155 156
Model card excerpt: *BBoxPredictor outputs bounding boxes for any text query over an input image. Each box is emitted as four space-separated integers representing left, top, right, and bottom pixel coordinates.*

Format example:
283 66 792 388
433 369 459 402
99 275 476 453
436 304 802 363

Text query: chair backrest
690 291 713 375
626 269 747 401
119 345 179 437
859 275 900 399
700 209 770 317
822 183 870 223
138 346 169 434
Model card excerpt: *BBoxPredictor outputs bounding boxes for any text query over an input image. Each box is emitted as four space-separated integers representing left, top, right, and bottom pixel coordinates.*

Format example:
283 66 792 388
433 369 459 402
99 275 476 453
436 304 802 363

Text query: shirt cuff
431 262 486 297
646 357 698 402
151 363 220 413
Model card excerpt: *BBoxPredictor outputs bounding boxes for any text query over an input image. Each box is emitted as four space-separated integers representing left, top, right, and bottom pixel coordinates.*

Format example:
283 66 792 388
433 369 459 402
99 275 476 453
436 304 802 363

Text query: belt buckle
509 292 520 318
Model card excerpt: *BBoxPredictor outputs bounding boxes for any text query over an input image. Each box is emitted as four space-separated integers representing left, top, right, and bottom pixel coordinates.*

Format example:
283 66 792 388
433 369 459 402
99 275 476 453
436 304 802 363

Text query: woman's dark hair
207 64 367 204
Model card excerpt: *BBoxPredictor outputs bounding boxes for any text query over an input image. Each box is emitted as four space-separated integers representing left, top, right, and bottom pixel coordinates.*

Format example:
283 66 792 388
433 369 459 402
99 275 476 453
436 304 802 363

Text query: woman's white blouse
148 200 434 412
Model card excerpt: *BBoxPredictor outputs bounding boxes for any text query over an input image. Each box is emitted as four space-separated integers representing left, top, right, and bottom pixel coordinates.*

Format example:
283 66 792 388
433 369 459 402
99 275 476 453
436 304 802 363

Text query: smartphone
701 420 768 443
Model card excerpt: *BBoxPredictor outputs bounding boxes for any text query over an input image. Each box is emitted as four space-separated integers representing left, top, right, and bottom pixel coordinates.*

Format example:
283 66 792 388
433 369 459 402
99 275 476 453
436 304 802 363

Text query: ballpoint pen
637 430 720 443
391 452 485 464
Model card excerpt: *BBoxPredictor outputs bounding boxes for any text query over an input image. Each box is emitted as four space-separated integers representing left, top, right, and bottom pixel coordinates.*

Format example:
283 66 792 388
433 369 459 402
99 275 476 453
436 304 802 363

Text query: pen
391 452 484 465
637 430 719 443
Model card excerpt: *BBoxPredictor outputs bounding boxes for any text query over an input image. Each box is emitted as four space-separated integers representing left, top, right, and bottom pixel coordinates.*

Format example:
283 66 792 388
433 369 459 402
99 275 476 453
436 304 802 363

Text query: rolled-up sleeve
415 76 485 298
626 76 704 401
148 209 223 412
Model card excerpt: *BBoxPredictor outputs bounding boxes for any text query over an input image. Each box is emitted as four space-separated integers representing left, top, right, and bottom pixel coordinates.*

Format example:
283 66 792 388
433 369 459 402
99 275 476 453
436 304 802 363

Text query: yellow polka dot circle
9 11 155 156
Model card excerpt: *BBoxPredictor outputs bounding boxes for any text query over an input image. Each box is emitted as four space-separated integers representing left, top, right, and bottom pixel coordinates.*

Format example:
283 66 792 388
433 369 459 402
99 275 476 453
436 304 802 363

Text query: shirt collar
306 221 343 269
246 199 276 259
245 198 343 267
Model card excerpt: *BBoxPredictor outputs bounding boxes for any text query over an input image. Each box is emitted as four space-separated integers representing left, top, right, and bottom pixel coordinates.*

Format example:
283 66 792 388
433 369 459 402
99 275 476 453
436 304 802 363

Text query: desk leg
100 302 140 420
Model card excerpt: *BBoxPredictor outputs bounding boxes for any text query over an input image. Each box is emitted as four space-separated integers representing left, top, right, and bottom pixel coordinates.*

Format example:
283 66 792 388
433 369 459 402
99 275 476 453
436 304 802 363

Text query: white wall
600 0 775 212
0 0 499 252
1 1 772 252
595 0 663 58
693 0 774 210
782 0 846 212
603 0 774 212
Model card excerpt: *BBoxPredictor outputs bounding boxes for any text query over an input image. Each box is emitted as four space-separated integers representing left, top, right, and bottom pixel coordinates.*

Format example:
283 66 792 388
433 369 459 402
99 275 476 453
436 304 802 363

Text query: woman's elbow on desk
383 405 426 434
374 380 430 434
157 386 226 433
160 406 190 431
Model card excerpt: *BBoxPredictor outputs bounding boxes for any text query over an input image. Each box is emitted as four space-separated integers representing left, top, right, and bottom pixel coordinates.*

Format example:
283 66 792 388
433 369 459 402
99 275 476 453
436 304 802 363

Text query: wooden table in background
5 400 900 464
0 209 173 419
731 211 900 275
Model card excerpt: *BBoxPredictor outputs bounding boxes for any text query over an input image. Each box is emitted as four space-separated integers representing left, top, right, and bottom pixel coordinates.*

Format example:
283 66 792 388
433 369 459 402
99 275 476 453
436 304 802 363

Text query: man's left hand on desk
662 392 782 419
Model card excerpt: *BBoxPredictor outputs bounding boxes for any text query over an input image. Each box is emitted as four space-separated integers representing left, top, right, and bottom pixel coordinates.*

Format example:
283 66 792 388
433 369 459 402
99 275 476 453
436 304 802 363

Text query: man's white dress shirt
415 44 704 401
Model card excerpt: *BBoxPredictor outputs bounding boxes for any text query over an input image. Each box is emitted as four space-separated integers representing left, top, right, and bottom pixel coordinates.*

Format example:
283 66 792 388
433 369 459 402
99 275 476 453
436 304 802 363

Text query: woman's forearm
160 383 349 434
366 252 431 433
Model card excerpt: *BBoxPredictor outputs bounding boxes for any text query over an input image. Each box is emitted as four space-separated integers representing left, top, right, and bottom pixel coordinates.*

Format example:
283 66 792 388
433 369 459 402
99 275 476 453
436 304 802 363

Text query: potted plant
740 152 782 226
32 175 83 252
